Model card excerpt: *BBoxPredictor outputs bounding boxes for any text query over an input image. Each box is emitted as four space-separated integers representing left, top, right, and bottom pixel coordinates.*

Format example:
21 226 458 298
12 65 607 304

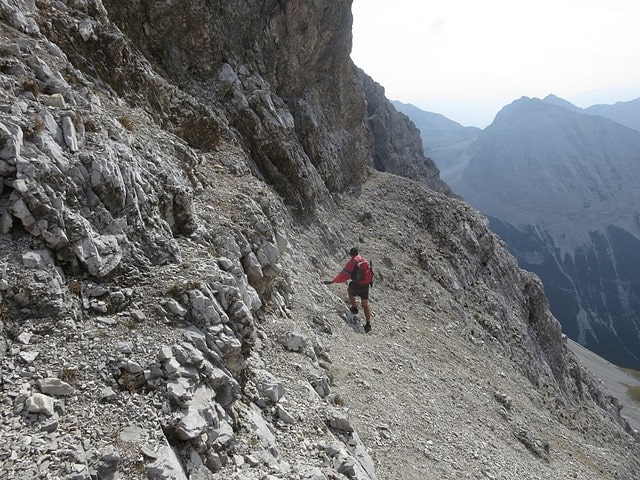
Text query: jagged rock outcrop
38 0 372 215
0 0 373 477
1 1 639 480
359 69 453 196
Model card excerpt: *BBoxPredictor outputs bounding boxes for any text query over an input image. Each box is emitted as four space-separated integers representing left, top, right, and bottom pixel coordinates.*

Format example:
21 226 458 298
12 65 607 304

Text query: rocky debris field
4 168 640 480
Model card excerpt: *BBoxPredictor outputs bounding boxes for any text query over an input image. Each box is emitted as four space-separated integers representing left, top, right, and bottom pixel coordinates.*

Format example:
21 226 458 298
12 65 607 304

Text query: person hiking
324 247 374 332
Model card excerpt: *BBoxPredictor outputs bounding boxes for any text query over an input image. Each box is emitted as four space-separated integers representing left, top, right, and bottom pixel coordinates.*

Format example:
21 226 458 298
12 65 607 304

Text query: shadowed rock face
43 0 371 215
359 69 453 196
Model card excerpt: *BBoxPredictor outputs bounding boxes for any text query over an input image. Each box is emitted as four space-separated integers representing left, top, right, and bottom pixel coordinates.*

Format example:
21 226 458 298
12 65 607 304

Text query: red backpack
350 256 373 284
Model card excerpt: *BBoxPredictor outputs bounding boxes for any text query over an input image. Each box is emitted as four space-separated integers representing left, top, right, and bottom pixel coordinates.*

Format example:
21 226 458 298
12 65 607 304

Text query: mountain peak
542 94 583 112
438 89 640 371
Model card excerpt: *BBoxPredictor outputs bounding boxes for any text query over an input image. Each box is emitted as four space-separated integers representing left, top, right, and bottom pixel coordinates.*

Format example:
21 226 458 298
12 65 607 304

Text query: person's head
349 247 359 257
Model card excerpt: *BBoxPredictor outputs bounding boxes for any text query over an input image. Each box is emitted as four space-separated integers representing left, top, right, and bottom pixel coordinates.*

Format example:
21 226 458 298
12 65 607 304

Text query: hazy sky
351 0 640 128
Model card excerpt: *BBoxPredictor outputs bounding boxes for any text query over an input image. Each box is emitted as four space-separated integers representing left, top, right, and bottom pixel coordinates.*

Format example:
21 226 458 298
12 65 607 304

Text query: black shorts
348 281 369 300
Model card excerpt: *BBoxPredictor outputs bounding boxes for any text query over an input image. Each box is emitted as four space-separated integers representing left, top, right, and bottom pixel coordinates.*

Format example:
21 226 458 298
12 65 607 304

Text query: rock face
359 70 453 196
1 2 639 480
96 0 369 214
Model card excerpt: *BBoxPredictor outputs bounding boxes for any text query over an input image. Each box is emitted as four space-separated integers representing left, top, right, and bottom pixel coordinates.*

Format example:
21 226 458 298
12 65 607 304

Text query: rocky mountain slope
391 101 480 186
402 96 640 371
391 101 480 155
1 1 639 479
568 339 640 432
359 75 452 195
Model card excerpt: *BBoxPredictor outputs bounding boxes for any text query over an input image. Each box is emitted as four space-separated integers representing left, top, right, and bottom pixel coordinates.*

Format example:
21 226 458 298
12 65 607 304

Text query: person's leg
347 283 359 313
362 299 371 323
360 285 371 331
348 291 358 309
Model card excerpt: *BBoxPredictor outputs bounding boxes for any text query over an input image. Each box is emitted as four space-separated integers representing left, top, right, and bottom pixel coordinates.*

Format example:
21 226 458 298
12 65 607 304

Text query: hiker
324 247 374 332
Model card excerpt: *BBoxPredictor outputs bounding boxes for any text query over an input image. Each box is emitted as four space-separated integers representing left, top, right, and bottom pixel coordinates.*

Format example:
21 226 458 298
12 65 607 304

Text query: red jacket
332 255 373 285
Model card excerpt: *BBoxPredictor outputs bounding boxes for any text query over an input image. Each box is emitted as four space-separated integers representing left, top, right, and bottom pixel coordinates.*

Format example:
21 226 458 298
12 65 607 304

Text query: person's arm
330 259 354 283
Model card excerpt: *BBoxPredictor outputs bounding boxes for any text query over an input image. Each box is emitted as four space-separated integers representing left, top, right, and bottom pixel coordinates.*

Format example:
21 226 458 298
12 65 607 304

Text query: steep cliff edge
359 70 453 196
0 1 639 479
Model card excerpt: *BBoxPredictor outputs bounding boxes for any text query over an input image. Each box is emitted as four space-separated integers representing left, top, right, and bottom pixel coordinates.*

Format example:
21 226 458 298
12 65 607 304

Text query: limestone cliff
1 1 639 479
359 69 452 195
38 0 371 216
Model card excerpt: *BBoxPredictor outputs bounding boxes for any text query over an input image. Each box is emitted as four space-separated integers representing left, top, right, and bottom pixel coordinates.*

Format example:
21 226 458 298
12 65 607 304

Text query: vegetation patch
22 78 40 97
117 116 135 131
624 384 640 405
167 280 202 297
621 367 640 381
23 115 45 141
60 367 77 384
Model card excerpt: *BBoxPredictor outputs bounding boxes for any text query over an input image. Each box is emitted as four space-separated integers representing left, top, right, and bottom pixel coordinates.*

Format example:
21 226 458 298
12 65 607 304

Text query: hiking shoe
364 322 371 333
349 306 358 314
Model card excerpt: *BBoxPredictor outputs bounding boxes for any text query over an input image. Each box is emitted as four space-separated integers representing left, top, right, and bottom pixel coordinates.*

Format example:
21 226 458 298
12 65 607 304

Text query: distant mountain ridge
391 101 481 149
541 94 640 132
399 95 640 369
392 101 481 184
459 96 640 238
585 98 640 132
542 93 585 113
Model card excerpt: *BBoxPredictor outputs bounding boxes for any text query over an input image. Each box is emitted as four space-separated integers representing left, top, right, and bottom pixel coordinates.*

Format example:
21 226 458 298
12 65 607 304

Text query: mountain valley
397 95 640 371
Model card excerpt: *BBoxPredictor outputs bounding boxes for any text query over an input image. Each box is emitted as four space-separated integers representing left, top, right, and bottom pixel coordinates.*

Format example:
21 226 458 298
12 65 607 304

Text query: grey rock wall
359 69 453 196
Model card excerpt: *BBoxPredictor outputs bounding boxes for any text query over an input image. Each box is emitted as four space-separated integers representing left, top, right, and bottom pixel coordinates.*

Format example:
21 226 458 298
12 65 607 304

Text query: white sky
351 0 640 128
